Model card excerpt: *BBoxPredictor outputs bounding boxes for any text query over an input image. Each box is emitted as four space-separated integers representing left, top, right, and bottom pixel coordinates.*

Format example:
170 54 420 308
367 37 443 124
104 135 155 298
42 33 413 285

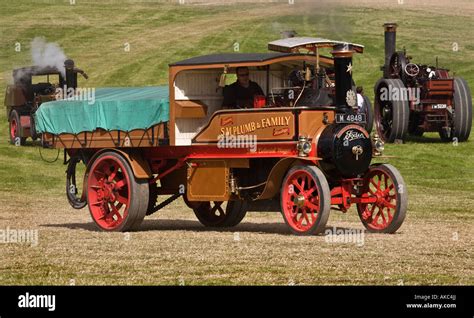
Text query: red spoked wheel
280 165 330 235
357 164 407 233
9 110 26 145
87 151 148 232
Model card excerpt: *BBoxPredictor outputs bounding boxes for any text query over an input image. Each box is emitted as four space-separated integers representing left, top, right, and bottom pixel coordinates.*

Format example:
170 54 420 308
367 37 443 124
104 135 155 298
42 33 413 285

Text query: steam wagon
35 38 407 235
4 60 87 145
375 23 472 142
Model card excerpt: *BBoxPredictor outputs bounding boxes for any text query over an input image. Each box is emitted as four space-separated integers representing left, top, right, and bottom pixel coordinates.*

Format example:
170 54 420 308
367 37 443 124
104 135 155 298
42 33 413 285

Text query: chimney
331 43 354 110
383 22 398 78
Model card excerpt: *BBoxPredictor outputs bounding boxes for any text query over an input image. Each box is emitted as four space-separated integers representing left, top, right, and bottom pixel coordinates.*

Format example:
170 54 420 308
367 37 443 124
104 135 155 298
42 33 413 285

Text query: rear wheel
439 77 472 142
280 165 330 235
9 110 26 145
87 151 148 231
192 200 248 227
374 78 409 142
356 164 407 233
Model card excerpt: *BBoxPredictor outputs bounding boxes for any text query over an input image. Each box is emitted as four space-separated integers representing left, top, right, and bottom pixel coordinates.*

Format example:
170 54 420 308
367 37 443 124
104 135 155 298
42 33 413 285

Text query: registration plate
335 113 366 124
432 104 447 109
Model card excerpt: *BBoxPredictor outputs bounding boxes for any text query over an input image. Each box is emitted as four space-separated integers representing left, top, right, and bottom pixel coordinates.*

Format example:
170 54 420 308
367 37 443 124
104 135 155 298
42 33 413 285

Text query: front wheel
356 164 407 233
280 165 331 235
374 78 409 142
87 151 149 231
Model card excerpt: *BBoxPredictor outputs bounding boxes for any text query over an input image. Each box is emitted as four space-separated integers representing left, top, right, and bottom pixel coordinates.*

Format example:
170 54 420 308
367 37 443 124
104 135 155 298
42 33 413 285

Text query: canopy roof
268 37 364 54
170 52 311 66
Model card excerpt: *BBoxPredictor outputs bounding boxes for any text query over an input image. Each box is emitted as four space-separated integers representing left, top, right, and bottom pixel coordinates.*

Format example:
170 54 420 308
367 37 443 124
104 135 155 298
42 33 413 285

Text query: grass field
0 0 472 285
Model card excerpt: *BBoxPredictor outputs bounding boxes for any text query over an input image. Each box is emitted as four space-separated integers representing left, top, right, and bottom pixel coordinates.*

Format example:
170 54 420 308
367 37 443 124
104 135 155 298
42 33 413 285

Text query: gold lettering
271 117 278 127
250 122 256 131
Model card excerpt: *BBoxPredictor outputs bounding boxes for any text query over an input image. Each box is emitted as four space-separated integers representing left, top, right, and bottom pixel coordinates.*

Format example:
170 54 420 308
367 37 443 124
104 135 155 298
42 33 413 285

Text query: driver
222 67 264 109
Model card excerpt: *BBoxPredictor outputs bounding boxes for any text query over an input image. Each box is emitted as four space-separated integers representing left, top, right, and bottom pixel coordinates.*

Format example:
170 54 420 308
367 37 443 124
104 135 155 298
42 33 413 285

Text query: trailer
35 38 407 235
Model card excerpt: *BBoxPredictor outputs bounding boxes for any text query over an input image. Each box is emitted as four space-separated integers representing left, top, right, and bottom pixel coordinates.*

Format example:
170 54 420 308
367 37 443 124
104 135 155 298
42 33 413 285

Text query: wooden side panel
193 110 295 143
44 123 167 149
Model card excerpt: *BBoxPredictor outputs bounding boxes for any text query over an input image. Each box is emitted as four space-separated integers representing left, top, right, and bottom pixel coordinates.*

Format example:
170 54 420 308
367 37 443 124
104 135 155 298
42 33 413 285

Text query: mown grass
0 0 472 285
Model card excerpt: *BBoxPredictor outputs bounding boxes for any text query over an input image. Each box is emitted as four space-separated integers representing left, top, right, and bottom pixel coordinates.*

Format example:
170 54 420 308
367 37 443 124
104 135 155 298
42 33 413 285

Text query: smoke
30 37 67 77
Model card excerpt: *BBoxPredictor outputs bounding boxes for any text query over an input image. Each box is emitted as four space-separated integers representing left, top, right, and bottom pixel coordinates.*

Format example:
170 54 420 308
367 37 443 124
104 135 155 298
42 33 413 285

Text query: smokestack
331 43 354 110
383 22 398 78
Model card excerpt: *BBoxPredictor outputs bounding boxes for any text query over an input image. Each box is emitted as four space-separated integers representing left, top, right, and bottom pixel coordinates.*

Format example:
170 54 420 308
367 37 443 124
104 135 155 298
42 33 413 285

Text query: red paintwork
20 116 31 128
330 179 377 211
87 155 131 230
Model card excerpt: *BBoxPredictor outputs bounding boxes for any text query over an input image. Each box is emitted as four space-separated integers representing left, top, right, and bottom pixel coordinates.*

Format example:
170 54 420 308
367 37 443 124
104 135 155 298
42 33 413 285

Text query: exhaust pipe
383 22 398 78
331 43 354 110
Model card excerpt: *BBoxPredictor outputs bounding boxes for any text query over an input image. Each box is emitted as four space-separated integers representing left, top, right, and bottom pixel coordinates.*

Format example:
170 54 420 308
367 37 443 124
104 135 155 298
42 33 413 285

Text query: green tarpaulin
35 86 169 135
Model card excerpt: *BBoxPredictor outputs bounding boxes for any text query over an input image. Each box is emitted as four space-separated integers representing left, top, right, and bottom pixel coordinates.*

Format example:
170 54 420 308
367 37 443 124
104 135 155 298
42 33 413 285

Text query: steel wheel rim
359 169 397 230
282 170 320 233
88 156 131 230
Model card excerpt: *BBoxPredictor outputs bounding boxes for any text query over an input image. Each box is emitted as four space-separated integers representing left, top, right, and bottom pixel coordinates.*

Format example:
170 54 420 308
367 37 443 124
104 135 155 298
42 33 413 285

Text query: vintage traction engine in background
4 60 87 145
33 38 408 235
374 23 472 142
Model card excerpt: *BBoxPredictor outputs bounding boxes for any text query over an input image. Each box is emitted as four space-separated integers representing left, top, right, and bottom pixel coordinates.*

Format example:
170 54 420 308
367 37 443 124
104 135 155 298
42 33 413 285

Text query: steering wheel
404 63 420 77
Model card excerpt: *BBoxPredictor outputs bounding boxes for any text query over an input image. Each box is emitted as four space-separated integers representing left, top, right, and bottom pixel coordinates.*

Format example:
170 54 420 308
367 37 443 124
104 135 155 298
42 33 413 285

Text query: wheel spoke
303 209 310 225
385 201 396 209
115 178 127 190
116 194 128 205
305 200 319 212
300 176 306 190
305 186 317 197
291 179 304 193
372 207 382 225
108 166 118 182
110 203 123 222
380 208 387 225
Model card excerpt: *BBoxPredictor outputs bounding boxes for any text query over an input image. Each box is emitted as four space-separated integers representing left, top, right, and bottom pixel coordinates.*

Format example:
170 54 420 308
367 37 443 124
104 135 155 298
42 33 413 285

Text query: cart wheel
439 77 472 142
66 156 87 209
374 78 409 142
356 164 407 233
87 151 149 231
9 110 26 145
280 165 330 235
192 200 248 227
